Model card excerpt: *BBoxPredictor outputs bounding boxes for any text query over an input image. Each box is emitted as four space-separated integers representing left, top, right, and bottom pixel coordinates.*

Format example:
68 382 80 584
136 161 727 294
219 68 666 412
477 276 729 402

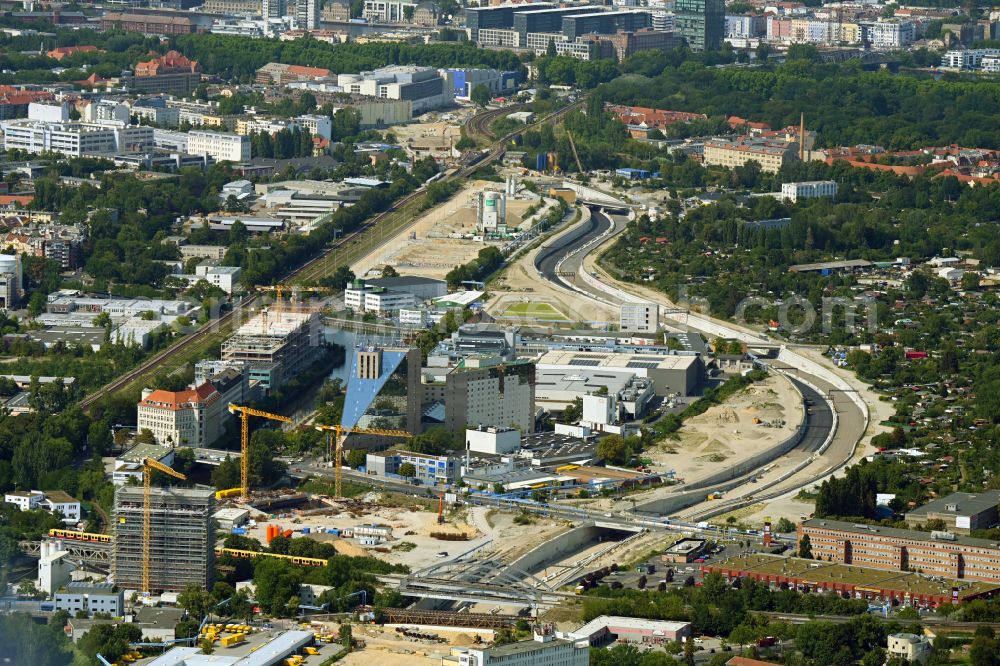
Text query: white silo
477 190 506 235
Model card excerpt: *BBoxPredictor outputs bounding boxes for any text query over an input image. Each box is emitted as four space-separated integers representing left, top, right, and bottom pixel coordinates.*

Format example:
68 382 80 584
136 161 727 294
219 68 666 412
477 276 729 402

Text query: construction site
350 178 557 280
221 310 326 392
112 485 216 594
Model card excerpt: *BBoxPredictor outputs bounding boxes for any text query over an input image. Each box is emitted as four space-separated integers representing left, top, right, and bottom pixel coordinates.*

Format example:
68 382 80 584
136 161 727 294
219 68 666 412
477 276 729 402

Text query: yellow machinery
142 457 187 595
314 424 411 498
259 285 332 312
216 487 242 500
228 404 293 502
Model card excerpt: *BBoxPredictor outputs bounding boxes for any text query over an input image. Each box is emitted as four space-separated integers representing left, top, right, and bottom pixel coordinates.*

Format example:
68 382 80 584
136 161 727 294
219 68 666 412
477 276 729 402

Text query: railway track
79 99 585 409
465 103 527 140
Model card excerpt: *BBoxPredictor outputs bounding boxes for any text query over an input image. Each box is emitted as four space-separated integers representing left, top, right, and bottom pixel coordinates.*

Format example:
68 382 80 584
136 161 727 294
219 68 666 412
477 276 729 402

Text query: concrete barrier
505 523 631 576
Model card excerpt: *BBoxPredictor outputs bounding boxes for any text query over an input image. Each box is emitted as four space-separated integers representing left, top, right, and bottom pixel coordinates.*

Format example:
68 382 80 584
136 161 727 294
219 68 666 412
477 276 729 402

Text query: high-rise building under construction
112 485 215 593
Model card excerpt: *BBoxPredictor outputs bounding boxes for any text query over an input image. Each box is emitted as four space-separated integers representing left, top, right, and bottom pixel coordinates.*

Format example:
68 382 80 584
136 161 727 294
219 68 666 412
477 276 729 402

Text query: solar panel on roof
568 359 600 366
633 356 665 361
626 361 660 369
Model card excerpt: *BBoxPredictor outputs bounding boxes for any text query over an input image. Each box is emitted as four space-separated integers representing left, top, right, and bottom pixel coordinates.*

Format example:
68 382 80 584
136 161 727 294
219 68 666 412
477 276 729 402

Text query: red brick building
800 518 1000 584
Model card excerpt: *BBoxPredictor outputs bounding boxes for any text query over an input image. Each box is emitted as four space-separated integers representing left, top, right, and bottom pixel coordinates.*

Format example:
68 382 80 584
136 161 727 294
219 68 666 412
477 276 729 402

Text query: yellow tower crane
259 285 332 313
314 424 411 498
227 404 293 502
142 457 187 595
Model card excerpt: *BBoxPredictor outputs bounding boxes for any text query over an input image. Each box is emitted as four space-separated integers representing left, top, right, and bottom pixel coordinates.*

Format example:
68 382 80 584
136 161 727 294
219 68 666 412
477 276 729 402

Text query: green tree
798 534 813 559
683 636 695 666
341 623 353 651
775 517 795 533
398 462 416 478
380 264 399 278
179 585 212 620
347 448 367 469
596 435 630 465
471 83 491 108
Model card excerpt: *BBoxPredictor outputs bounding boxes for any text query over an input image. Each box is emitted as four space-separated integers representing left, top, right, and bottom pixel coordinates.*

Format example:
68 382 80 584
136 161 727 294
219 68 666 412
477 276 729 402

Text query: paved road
533 207 612 292
787 377 831 455
528 203 864 522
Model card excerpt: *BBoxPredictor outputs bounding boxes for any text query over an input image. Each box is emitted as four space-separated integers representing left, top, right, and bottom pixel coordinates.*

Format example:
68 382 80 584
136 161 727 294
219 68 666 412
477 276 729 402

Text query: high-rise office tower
297 0 319 29
675 0 724 51
262 0 287 19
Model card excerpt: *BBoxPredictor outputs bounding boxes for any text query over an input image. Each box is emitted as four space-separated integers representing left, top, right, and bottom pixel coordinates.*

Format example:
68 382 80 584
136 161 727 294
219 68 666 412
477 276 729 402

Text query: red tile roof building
136 382 224 447
608 104 707 138
46 45 100 60
0 86 54 120
127 50 202 96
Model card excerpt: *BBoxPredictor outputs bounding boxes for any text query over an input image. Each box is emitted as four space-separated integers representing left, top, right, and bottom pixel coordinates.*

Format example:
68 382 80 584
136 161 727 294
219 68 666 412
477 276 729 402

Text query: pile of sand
333 540 368 557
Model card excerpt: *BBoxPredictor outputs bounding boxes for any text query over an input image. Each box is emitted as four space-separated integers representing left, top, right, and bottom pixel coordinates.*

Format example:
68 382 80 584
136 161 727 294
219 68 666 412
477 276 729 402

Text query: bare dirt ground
351 180 539 280
645 373 804 484
244 498 568 571
729 495 816 525
331 621 489 666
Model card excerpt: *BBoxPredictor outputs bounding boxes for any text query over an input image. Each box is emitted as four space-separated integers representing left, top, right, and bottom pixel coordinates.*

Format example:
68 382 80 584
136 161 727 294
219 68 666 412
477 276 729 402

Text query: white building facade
186 130 251 162
780 180 838 203
0 120 153 157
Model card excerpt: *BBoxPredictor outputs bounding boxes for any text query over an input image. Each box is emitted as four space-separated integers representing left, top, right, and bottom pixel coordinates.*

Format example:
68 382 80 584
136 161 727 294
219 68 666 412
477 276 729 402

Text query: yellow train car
48 529 112 544
214 547 327 568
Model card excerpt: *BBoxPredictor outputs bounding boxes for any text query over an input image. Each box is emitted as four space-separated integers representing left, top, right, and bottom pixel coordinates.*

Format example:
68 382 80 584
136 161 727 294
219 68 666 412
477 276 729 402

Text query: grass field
500 302 569 320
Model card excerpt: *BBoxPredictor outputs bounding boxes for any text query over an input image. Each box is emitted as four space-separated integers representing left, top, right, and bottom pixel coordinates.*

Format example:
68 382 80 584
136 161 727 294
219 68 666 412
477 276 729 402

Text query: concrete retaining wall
506 523 619 575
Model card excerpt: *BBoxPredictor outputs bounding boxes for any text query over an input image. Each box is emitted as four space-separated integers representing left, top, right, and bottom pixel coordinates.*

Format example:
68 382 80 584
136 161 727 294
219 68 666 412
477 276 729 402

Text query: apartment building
780 180 837 203
297 0 319 28
703 136 798 173
136 382 225 448
0 86 53 120
799 518 1000 583
113 485 215 593
0 120 153 157
186 130 251 162
942 48 1000 69
861 19 915 49
296 114 333 139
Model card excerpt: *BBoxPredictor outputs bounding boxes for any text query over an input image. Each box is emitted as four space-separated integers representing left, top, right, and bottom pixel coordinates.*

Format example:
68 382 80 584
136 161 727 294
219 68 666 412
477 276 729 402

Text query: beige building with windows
703 137 798 173
136 382 225 448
